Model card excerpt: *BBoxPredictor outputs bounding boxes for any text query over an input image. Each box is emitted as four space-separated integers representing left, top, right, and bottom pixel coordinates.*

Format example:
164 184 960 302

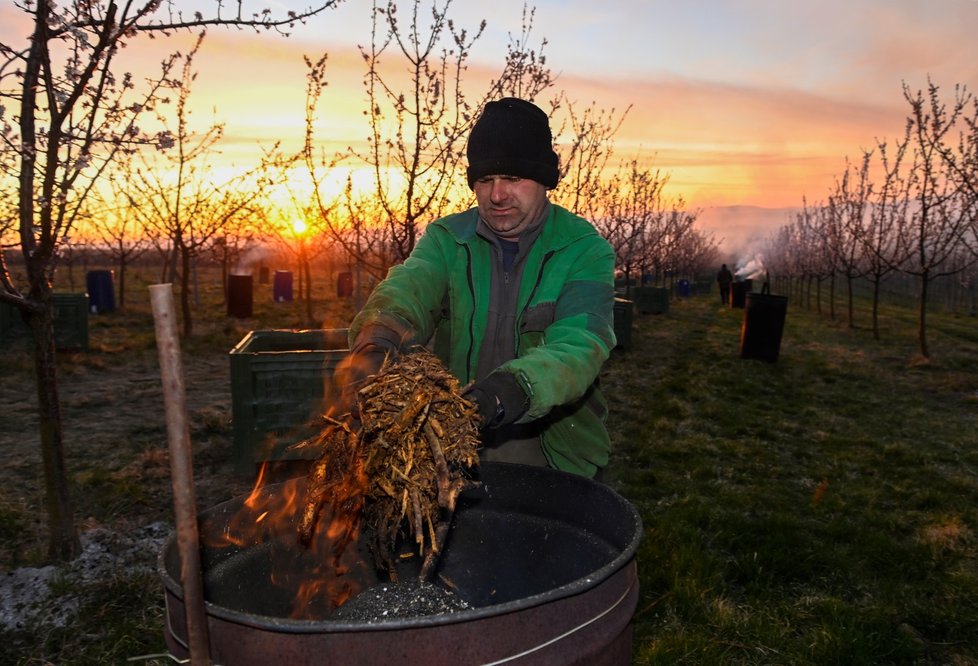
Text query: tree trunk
180 246 194 337
221 255 230 306
828 273 836 320
30 295 81 561
118 255 128 309
918 271 930 358
846 274 855 329
303 256 314 326
872 278 881 341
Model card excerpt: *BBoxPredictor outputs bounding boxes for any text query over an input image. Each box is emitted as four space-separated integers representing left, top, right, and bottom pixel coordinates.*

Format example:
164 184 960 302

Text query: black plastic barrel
159 462 642 665
740 291 788 362
730 281 749 308
337 271 353 298
273 271 293 303
227 274 253 318
85 270 115 314
676 279 691 298
258 267 270 285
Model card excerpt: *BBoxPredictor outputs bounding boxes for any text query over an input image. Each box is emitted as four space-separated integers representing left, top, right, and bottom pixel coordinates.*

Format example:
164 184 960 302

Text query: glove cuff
475 372 528 428
351 323 404 356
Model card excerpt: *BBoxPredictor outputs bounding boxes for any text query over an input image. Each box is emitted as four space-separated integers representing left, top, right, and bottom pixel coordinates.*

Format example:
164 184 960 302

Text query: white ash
330 579 471 623
0 522 171 632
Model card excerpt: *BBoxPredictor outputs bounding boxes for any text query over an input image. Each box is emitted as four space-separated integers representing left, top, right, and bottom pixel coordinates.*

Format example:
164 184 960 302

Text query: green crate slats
613 298 633 350
0 293 89 351
229 328 349 474
632 286 670 315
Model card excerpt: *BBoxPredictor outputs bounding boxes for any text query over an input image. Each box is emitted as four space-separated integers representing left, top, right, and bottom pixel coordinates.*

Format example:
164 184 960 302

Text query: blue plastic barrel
273 270 293 302
85 270 115 314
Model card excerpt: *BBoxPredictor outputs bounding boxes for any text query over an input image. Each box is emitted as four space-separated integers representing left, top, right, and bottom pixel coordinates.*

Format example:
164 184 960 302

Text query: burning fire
202 348 480 621
202 459 377 620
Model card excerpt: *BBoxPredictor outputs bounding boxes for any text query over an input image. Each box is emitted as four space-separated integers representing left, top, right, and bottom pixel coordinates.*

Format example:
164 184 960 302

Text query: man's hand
463 372 528 429
332 342 394 418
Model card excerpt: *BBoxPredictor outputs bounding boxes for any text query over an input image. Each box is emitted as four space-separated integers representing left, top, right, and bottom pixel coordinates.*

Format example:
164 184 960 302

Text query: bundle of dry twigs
297 347 481 580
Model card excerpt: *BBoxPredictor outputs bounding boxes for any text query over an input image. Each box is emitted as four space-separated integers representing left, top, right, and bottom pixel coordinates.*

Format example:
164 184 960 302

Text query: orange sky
145 29 909 210
3 1 977 253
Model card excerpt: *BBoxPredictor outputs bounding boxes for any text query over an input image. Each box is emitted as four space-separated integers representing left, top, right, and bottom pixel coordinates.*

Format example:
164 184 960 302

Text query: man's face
473 175 548 240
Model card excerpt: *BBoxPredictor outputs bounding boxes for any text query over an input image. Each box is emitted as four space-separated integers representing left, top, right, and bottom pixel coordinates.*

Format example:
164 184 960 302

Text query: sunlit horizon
3 0 977 253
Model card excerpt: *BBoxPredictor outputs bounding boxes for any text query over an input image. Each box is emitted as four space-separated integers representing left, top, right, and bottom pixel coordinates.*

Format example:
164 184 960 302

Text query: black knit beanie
466 97 560 189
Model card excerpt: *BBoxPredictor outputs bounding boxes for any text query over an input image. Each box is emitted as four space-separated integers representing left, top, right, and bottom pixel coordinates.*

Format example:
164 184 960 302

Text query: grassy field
607 290 978 664
1 269 976 664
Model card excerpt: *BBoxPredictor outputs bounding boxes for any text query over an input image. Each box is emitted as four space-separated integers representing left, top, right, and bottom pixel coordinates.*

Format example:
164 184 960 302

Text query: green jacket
350 204 616 477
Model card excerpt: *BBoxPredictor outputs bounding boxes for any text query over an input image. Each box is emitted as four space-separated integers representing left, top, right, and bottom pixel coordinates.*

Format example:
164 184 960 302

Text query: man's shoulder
549 204 600 235
550 203 590 224
547 205 609 250
429 208 480 239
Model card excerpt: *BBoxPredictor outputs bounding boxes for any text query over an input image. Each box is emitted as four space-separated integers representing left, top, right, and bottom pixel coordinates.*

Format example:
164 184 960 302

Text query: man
717 263 733 305
338 97 616 479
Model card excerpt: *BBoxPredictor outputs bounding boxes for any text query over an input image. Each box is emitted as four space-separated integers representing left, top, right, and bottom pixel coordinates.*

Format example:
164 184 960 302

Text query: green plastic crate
613 297 633 351
229 328 350 474
0 293 89 351
632 286 670 315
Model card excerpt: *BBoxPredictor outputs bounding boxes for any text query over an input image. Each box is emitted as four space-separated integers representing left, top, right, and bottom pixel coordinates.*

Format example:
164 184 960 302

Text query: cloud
6 0 977 215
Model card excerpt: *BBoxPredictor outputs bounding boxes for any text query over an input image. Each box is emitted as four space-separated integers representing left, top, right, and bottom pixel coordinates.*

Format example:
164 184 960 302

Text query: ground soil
2 330 241 566
0 270 358 568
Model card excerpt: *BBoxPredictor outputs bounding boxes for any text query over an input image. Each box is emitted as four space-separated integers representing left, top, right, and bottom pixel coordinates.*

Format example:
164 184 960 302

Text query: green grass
2 270 976 664
0 572 168 666
605 296 978 664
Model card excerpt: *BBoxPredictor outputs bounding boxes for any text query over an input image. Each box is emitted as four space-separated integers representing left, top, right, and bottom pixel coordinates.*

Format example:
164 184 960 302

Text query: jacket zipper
516 250 555 354
463 244 476 379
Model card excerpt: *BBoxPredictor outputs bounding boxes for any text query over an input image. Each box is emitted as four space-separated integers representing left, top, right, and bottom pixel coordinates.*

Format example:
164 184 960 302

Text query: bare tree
126 32 279 336
634 189 697 286
672 227 721 280
825 151 874 328
593 159 669 293
485 3 553 102
550 98 630 220
53 220 97 293
658 204 701 282
209 220 261 306
900 79 976 358
301 55 393 292
862 132 913 340
335 181 399 308
0 0 345 562
761 223 799 295
358 0 488 261
88 156 154 308
930 84 978 262
794 200 834 313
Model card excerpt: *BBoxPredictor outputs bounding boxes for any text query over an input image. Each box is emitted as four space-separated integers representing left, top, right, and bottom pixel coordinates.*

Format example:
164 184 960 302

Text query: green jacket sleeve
501 232 616 422
348 223 455 348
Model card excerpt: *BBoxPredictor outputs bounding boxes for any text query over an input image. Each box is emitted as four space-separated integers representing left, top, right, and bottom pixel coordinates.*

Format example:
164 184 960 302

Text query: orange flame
202 449 374 620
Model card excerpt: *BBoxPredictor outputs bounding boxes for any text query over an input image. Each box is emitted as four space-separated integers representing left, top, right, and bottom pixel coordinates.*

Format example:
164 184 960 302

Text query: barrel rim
158 462 643 634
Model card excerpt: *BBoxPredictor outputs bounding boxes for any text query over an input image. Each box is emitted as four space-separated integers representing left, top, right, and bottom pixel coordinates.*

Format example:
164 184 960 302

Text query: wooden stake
149 284 210 665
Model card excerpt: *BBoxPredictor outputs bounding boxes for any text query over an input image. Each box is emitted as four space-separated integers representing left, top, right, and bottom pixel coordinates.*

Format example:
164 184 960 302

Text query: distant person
334 97 616 480
717 263 733 305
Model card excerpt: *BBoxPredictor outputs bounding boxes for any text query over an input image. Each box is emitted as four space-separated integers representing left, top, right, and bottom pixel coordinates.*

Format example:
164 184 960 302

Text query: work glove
331 327 402 418
464 372 529 429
